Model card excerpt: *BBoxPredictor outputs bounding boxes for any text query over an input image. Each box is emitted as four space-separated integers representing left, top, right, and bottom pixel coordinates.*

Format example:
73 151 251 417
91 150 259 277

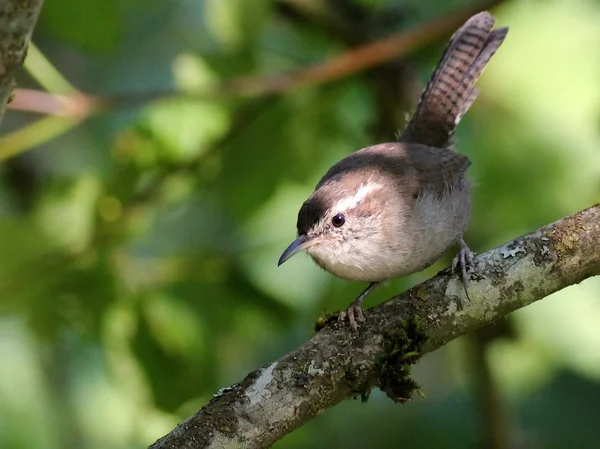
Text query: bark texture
0 0 44 124
150 204 600 449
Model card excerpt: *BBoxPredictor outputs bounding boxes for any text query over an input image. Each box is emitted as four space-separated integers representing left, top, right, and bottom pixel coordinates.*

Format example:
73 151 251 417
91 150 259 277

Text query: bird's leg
452 238 475 301
338 282 381 330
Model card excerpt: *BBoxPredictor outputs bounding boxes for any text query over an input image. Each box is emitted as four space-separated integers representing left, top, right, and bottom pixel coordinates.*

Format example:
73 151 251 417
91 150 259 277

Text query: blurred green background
1 0 600 448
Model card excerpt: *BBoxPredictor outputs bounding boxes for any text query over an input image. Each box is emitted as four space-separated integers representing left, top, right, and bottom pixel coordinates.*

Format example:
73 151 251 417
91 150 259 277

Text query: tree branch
149 204 600 448
0 0 44 125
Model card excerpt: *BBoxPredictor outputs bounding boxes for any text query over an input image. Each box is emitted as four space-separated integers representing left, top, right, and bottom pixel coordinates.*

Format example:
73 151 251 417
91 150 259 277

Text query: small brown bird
278 12 508 329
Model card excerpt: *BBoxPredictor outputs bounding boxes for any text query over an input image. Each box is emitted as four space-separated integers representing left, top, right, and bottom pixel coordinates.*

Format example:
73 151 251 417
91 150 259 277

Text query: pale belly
307 187 471 282
309 233 456 282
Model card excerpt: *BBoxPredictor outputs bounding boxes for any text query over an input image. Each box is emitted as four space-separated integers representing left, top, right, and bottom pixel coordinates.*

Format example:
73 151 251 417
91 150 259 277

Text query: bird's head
278 179 393 279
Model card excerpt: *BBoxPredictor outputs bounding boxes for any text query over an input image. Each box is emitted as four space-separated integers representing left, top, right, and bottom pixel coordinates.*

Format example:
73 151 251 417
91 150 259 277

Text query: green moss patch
376 316 429 404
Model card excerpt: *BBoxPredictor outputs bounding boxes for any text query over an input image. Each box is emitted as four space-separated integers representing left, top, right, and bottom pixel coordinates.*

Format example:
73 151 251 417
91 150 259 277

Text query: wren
278 12 508 329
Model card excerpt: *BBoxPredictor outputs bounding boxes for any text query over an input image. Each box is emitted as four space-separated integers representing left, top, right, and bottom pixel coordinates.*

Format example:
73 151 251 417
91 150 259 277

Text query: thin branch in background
24 43 79 94
8 0 503 119
0 0 45 125
149 204 600 449
220 0 503 96
0 115 84 162
7 89 99 117
2 0 504 162
469 323 515 449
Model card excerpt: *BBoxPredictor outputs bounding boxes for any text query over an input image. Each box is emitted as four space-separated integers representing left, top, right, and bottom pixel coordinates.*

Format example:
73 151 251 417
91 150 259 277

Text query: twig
149 204 600 449
222 0 503 96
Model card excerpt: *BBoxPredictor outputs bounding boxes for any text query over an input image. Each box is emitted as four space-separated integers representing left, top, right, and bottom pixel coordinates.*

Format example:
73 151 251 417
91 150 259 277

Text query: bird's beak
278 234 311 266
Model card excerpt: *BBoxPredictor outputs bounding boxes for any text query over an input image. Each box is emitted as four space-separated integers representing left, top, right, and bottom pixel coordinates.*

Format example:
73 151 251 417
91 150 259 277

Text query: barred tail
400 11 508 148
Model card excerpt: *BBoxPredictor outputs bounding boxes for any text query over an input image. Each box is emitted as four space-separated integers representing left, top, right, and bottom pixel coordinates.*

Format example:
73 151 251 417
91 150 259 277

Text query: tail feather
400 12 508 148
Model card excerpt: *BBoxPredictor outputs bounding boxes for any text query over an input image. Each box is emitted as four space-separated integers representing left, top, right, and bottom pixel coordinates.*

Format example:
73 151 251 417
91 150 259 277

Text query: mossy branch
149 204 600 449
0 0 44 126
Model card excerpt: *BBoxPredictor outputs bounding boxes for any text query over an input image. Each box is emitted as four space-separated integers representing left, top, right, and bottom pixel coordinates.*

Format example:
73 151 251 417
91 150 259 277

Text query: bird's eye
331 213 345 227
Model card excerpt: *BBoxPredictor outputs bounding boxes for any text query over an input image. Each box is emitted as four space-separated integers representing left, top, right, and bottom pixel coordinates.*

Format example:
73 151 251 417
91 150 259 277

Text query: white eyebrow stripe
334 182 382 211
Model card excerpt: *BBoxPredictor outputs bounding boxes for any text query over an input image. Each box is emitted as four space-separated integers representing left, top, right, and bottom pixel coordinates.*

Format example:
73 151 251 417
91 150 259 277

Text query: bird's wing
403 143 471 198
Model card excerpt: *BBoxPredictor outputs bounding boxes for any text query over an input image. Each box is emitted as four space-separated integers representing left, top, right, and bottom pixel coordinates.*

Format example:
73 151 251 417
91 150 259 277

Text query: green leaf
34 173 102 253
139 99 230 164
40 0 122 53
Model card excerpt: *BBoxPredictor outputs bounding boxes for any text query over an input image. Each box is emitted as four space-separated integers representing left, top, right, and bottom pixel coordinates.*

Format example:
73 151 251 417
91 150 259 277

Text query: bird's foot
337 282 380 331
452 240 475 302
338 302 365 331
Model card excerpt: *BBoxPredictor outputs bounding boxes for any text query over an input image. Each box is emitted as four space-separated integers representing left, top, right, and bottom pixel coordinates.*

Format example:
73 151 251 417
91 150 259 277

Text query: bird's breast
306 187 471 282
308 242 401 282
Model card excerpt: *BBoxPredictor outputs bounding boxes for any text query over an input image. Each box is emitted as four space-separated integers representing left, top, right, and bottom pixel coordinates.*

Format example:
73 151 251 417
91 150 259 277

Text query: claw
338 304 365 331
452 239 475 302
337 282 379 331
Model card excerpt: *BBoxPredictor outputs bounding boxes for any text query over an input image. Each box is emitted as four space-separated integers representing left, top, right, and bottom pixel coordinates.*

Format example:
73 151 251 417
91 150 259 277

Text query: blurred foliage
1 0 600 448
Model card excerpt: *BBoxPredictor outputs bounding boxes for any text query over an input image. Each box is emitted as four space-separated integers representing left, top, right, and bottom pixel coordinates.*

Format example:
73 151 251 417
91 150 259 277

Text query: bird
278 11 508 330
